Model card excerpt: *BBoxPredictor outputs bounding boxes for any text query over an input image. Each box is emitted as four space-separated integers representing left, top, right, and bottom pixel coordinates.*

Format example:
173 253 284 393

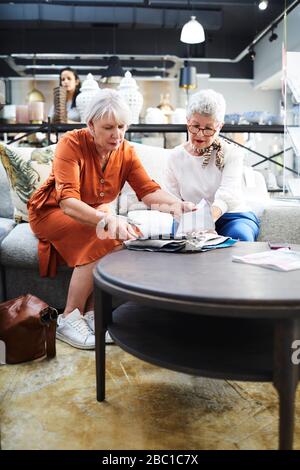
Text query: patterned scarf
191 137 224 171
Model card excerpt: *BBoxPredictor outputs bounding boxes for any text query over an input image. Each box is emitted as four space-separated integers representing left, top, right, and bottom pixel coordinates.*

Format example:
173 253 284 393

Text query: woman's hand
171 201 197 221
97 215 142 241
211 205 222 222
142 190 196 217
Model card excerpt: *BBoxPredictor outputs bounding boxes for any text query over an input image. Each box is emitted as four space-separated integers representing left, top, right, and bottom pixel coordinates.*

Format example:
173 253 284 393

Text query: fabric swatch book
124 201 237 253
124 232 237 253
127 199 215 240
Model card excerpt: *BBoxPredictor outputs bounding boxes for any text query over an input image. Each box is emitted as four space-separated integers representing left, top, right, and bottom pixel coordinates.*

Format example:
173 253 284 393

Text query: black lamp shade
179 62 197 89
102 56 125 78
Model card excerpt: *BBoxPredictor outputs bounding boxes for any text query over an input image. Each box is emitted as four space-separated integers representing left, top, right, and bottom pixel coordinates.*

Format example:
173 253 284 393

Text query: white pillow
118 142 171 215
242 166 270 217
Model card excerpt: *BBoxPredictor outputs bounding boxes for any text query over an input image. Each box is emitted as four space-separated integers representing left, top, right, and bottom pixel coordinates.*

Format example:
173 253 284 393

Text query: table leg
273 319 300 450
94 285 112 402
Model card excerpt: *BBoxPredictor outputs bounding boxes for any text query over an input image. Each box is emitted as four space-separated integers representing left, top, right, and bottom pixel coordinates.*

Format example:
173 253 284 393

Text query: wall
194 77 281 115
254 3 300 89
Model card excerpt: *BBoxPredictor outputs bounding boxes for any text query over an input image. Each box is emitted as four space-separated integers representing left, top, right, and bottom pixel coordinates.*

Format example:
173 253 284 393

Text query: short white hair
85 88 132 126
187 89 226 123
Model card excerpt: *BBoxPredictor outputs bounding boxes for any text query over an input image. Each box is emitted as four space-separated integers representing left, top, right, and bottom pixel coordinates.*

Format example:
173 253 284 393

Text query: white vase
117 71 143 124
145 107 165 124
75 73 99 122
171 108 186 124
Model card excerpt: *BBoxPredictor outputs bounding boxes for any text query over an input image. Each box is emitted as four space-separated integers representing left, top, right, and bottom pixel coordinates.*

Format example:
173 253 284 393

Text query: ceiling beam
0 0 263 5
0 5 222 28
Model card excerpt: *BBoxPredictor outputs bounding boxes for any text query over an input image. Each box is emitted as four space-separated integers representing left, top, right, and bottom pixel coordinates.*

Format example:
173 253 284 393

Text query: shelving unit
0 122 285 137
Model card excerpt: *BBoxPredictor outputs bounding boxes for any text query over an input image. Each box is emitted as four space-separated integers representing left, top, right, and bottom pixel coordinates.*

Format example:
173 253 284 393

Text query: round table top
95 242 300 317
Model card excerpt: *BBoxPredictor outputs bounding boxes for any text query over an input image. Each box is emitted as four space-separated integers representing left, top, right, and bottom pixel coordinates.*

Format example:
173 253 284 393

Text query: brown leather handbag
0 294 58 364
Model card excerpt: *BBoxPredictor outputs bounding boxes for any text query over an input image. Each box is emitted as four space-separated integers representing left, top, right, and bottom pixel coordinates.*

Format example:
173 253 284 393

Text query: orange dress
28 128 160 278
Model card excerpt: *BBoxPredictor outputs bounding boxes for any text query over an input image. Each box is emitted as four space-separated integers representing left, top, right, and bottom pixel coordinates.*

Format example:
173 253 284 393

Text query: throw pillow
0 144 56 222
0 155 14 219
118 141 171 215
242 166 270 217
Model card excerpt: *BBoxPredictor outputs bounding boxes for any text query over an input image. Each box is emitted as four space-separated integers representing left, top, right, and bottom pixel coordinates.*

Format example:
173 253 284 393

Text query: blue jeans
215 212 260 242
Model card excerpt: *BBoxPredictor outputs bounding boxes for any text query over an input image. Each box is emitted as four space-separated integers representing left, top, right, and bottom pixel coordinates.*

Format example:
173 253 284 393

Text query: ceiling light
27 54 45 103
100 56 125 84
258 1 268 11
179 61 197 90
180 16 205 44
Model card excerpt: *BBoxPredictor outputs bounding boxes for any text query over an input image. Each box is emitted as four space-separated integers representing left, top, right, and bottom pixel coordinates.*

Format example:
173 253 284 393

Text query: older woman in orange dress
28 89 195 350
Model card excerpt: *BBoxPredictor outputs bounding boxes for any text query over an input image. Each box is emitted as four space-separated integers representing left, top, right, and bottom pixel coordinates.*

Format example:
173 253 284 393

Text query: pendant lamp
180 16 205 44
179 61 197 90
27 55 45 103
100 56 125 85
26 56 45 124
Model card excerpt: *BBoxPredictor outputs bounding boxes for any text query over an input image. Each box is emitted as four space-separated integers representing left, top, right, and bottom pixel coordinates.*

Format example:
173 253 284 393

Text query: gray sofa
1 141 300 308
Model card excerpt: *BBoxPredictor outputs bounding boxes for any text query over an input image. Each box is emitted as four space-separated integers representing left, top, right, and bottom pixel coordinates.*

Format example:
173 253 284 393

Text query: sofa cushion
258 202 300 244
0 144 56 222
0 217 16 245
118 141 170 214
0 223 39 267
0 222 73 272
0 157 14 219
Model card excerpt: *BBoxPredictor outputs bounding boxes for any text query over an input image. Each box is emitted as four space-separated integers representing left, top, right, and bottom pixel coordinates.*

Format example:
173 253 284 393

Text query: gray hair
85 88 132 127
187 89 226 123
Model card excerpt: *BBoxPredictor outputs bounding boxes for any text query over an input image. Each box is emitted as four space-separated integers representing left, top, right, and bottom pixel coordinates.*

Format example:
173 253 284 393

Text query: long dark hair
59 67 81 108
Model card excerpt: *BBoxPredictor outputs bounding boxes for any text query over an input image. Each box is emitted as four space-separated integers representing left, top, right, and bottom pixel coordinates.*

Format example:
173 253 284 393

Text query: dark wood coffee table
93 241 300 450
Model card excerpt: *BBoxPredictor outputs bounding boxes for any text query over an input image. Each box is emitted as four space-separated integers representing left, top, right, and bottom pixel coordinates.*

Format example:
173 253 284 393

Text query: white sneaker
84 311 114 344
56 308 95 350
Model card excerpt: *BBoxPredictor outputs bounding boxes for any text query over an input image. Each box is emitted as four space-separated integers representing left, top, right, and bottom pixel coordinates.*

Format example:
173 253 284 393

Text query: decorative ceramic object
157 93 174 123
171 108 186 124
16 105 29 124
144 107 165 124
28 101 44 124
2 105 16 123
27 87 45 103
117 71 143 124
76 73 99 122
53 86 67 123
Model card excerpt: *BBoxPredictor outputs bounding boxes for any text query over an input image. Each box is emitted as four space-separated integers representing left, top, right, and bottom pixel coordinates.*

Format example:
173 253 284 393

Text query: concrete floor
1 341 299 450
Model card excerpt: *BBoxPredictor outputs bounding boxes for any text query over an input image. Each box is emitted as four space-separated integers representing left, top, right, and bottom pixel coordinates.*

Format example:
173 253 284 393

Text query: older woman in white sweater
165 89 259 241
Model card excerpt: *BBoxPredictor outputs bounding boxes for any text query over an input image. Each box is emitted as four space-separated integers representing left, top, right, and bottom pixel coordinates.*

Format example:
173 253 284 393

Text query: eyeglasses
187 125 217 137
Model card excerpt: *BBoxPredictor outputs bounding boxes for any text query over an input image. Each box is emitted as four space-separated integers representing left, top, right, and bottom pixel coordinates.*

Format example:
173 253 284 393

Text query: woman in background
49 67 81 122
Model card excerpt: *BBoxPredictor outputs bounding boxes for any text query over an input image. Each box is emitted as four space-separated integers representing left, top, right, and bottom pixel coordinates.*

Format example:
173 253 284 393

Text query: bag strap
45 320 57 358
40 307 58 359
